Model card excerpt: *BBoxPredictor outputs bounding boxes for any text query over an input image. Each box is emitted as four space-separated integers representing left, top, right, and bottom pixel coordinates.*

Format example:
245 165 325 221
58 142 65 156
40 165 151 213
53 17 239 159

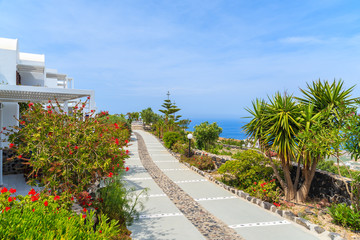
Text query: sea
187 118 249 140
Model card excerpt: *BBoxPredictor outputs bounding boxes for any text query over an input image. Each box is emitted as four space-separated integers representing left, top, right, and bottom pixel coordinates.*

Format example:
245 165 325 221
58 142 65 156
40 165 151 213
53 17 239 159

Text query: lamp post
187 133 193 157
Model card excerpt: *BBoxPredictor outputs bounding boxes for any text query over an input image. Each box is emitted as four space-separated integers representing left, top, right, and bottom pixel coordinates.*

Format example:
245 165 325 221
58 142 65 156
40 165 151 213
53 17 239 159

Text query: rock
283 211 296 221
263 201 272 210
246 196 252 202
295 217 310 230
328 232 343 240
276 209 283 216
314 226 325 234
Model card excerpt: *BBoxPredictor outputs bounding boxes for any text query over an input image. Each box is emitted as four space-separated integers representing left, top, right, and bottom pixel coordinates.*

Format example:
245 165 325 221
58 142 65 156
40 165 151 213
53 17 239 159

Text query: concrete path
127 130 322 240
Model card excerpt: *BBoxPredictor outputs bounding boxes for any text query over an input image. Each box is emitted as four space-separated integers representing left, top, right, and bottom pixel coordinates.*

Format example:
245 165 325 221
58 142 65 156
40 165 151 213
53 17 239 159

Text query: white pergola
0 85 95 186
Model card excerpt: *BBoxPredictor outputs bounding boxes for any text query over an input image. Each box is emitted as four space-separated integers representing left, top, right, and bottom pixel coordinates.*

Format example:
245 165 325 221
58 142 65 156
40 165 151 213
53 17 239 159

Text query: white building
0 37 96 186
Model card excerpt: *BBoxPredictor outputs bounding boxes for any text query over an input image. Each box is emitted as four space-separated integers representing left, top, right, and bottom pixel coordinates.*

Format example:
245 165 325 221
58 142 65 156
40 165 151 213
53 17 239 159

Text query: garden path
126 130 323 240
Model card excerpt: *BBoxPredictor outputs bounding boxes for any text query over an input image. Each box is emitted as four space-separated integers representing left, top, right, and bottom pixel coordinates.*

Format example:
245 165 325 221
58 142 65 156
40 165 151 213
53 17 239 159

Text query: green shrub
194 122 222 150
220 138 245 148
317 160 353 178
163 131 181 149
328 203 360 231
218 150 275 190
0 187 121 239
180 154 215 171
172 141 188 155
98 173 144 227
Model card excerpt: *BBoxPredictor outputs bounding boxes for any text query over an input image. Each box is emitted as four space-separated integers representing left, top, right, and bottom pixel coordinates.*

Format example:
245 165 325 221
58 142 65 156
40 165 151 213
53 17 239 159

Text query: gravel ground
135 132 244 240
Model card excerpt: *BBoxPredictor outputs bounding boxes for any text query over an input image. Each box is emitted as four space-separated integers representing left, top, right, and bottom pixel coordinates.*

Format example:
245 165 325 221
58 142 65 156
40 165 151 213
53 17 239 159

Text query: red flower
87 96 90 99
44 201 48 207
18 155 22 159
31 196 39 202
71 196 74 201
54 195 60 201
126 150 129 155
99 230 102 233
8 197 13 202
28 102 34 107
108 172 113 178
114 123 119 129
47 105 51 109
74 146 78 150
32 208 35 212
69 150 73 155
9 188 16 194
126 167 129 172
83 208 87 212
117 163 120 167
48 110 52 114
28 189 36 195
125 139 129 144
1 187 8 194
5 207 10 212
115 139 119 145
254 182 257 185
82 214 86 219
91 110 94 112
48 100 51 103
9 143 14 148
74 106 78 109
20 121 25 125
273 202 281 207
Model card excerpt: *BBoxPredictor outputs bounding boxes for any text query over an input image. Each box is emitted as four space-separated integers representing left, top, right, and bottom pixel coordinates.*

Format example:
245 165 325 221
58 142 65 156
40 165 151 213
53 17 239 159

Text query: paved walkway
126 130 323 240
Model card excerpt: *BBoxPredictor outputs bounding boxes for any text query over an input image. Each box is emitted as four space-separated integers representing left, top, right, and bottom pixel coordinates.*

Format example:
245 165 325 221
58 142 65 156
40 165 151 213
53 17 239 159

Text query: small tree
140 107 160 126
194 121 222 150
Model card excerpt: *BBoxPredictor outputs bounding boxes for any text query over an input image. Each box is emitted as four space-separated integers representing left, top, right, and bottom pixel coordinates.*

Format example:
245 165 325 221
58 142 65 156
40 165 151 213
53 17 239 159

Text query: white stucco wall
0 48 17 85
2 102 19 145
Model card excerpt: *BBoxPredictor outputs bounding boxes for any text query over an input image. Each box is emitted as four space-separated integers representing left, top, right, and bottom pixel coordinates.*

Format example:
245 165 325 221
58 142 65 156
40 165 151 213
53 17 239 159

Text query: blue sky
1 0 360 119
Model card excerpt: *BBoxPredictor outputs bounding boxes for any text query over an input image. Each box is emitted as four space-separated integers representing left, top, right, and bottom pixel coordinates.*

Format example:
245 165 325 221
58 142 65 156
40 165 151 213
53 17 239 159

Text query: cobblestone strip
135 132 244 240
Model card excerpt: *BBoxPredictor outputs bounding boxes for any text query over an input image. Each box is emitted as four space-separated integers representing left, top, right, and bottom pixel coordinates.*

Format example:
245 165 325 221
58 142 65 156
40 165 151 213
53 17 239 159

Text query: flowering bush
4 99 130 196
217 150 275 188
0 187 122 239
180 154 215 171
250 179 281 204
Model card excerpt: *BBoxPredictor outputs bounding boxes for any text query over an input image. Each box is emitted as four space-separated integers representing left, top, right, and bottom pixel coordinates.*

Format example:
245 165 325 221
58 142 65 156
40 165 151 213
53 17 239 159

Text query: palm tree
244 80 356 202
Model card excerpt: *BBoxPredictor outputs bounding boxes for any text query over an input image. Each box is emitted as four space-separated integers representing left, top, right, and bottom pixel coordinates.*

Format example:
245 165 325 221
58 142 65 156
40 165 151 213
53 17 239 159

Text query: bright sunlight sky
1 0 360 119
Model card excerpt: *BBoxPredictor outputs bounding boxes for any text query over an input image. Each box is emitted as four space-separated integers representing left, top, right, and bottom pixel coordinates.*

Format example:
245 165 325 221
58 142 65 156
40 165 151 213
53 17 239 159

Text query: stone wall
2 150 25 175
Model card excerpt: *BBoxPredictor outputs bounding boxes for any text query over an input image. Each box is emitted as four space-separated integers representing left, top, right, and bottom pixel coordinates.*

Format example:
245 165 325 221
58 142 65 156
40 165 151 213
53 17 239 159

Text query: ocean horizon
187 118 249 140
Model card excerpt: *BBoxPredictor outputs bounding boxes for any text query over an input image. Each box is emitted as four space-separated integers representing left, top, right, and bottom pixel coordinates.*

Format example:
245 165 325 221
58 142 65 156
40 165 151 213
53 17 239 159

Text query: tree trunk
283 163 295 200
295 159 317 202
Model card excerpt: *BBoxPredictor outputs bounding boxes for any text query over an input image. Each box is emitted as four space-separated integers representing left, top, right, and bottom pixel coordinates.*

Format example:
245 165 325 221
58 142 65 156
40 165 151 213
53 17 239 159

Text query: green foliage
180 154 215 171
172 141 188 155
194 121 222 150
163 131 181 149
5 100 130 196
220 138 245 148
217 150 276 191
140 107 160 125
328 203 360 231
243 79 356 202
97 112 130 130
317 160 353 178
98 173 144 227
159 99 181 122
0 188 121 239
251 179 280 204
